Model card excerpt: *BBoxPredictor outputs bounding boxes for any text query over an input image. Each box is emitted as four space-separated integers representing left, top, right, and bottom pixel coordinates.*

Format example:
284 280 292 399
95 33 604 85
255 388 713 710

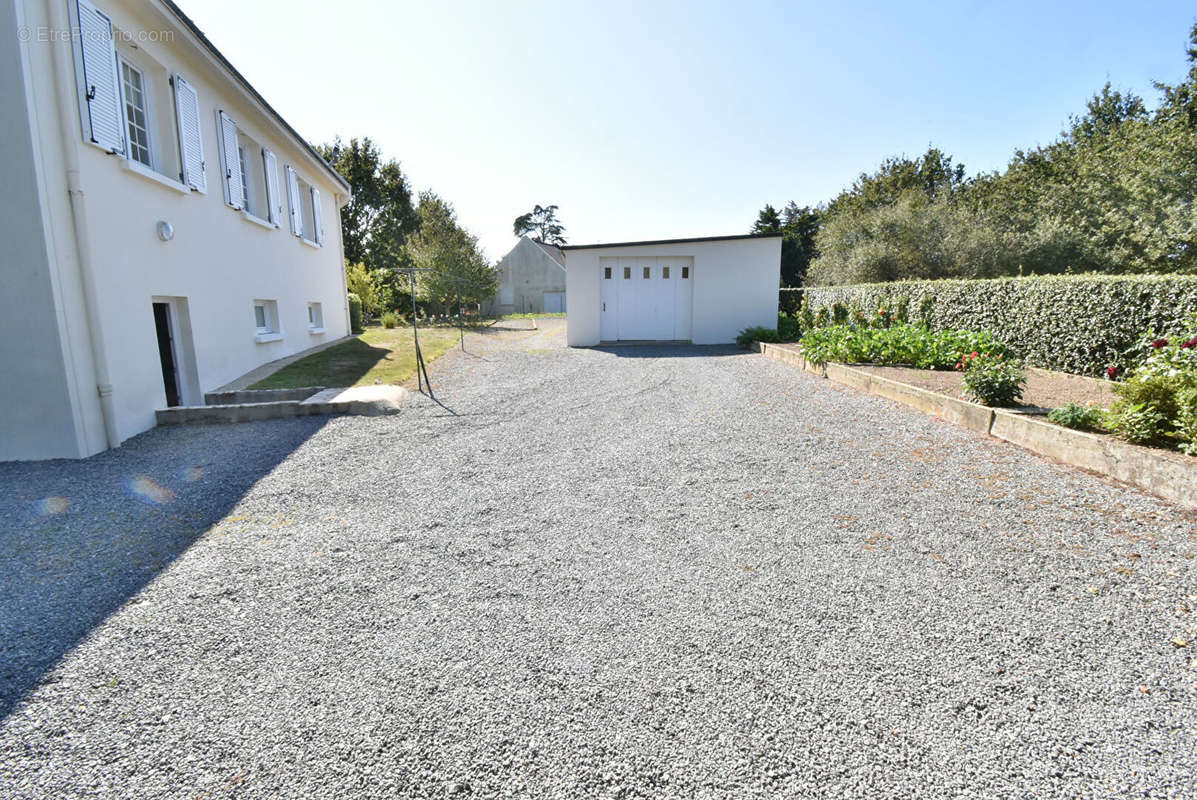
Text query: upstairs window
71 1 202 190
285 166 324 246
217 111 281 226
120 60 151 167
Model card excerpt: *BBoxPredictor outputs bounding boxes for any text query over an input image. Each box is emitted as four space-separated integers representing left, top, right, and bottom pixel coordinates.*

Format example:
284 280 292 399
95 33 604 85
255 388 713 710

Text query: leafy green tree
407 192 498 307
316 136 419 273
345 262 382 314
513 204 567 245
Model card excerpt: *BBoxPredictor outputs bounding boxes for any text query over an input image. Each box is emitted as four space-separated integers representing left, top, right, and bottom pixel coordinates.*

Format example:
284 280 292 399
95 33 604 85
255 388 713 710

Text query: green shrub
779 288 804 314
1106 402 1169 445
777 312 801 341
1047 403 1105 432
1177 388 1197 455
381 312 400 329
348 292 364 334
1101 316 1197 452
1106 373 1183 445
804 274 1197 376
799 323 1010 370
737 326 781 346
957 351 1025 406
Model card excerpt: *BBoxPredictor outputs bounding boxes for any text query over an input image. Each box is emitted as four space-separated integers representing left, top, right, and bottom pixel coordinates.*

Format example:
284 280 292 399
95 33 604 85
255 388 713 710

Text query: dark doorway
152 302 181 407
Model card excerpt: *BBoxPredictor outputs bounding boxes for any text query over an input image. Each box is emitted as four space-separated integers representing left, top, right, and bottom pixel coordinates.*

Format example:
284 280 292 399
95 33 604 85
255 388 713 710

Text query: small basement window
253 299 281 341
307 302 324 332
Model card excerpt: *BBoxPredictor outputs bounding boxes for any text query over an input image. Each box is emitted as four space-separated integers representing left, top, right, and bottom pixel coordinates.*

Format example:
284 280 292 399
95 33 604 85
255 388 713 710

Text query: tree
751 204 782 234
513 204 567 245
406 192 498 308
315 137 419 273
779 203 822 287
345 262 382 315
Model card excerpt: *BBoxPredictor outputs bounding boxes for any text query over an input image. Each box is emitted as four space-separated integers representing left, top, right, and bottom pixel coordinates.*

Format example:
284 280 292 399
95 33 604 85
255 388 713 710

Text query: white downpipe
48 0 120 450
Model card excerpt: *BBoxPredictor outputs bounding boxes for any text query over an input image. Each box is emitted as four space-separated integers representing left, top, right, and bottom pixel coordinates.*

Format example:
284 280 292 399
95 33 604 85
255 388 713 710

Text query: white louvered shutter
285 166 302 236
311 187 323 245
76 0 124 153
172 75 205 191
217 111 243 209
262 148 281 226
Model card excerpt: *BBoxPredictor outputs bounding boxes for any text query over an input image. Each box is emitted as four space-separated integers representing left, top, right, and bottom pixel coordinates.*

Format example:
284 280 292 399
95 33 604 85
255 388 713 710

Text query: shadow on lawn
253 337 394 389
0 417 328 719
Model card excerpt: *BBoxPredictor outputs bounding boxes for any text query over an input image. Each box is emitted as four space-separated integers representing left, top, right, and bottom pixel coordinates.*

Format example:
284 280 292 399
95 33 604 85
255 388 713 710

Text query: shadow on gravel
0 417 329 719
594 344 746 358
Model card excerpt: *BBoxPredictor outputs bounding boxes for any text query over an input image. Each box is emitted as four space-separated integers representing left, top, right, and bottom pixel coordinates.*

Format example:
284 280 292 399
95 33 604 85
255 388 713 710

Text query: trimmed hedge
779 287 804 314
804 274 1197 376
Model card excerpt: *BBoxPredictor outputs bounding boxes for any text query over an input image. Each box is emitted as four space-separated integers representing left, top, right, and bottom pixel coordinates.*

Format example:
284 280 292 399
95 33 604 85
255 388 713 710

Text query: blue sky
180 0 1196 260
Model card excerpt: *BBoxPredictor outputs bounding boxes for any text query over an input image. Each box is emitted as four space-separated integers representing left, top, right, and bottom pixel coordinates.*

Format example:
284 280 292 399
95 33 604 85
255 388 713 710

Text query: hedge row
779 287 804 314
803 274 1197 376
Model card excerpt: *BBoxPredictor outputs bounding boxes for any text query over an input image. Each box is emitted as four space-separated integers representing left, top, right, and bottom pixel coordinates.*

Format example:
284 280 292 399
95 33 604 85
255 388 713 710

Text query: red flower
1183 336 1197 350
970 351 979 359
1152 338 1169 349
1106 366 1120 379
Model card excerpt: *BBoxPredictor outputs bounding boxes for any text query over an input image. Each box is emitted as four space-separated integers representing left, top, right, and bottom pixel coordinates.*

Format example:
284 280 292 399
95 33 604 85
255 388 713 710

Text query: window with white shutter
74 0 124 153
217 110 244 210
172 74 205 191
285 165 302 237
311 187 323 246
262 148 281 226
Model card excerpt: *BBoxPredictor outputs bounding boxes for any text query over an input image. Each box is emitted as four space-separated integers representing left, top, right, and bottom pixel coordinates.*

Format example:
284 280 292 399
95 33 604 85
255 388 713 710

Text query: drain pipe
47 0 121 450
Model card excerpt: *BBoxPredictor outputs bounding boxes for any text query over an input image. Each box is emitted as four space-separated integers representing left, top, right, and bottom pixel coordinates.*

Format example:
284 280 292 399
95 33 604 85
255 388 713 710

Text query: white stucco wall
2 0 351 460
564 236 781 346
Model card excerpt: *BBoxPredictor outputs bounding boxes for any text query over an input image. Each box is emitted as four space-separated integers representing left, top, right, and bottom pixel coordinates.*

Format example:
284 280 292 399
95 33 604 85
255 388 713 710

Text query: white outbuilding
563 234 782 346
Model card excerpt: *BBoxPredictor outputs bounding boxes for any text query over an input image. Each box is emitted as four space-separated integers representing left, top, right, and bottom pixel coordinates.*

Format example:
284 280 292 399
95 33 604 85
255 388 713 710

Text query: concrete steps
156 385 408 426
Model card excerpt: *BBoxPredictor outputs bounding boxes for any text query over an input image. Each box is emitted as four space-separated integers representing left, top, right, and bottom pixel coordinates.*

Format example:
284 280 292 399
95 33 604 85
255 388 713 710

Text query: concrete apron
156 385 408 426
756 342 1197 512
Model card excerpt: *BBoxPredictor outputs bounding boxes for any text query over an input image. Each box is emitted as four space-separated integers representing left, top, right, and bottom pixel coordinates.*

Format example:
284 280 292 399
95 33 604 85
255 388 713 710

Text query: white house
483 236 566 315
1 0 352 461
563 234 782 346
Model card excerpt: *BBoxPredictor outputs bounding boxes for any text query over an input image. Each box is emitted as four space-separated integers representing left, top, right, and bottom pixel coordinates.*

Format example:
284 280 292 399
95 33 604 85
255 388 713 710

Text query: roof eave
561 233 782 251
158 0 351 195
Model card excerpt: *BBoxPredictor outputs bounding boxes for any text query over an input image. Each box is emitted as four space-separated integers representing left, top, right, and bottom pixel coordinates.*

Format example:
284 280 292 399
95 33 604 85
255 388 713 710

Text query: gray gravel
2 318 1196 799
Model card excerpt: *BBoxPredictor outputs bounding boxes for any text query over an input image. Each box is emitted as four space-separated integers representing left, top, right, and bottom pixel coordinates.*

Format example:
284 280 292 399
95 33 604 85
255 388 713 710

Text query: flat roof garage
562 234 782 346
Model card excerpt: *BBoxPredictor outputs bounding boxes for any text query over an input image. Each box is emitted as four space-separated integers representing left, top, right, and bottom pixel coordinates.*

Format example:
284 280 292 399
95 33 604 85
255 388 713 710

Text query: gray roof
532 240 566 266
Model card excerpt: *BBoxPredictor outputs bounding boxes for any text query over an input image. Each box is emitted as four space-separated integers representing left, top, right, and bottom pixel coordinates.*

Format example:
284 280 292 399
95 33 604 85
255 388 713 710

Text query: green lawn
250 326 462 389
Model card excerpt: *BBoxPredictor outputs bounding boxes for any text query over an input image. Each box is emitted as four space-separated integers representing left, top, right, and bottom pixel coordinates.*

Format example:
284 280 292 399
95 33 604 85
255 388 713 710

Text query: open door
152 302 181 407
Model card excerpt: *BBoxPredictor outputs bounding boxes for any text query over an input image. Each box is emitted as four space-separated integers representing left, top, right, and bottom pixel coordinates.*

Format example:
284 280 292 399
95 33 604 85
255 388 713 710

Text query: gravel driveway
2 319 1195 799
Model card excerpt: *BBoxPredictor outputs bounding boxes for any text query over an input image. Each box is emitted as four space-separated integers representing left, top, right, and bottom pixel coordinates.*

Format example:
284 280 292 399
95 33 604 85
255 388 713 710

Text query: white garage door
598 257 693 342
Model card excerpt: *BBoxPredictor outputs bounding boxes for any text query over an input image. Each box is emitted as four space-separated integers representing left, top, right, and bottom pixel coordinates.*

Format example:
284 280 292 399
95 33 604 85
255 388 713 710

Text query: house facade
1 0 352 461
483 236 567 315
563 234 782 346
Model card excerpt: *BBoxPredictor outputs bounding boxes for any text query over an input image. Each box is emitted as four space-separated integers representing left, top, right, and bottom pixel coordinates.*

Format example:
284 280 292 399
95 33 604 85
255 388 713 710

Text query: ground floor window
253 300 280 338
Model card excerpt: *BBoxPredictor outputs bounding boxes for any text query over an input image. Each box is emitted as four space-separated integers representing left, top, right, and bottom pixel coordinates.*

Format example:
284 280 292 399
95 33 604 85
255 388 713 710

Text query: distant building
484 237 567 315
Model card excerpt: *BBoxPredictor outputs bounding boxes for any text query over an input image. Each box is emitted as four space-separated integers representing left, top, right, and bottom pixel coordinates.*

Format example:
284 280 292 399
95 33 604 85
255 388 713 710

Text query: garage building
563 234 782 346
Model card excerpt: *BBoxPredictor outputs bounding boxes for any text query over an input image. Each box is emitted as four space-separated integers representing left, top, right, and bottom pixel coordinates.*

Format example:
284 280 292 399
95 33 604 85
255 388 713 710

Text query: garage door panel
604 254 693 342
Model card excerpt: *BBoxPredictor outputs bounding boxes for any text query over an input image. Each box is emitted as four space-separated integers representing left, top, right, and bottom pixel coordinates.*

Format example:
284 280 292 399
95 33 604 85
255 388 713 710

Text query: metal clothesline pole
407 268 433 399
396 266 481 398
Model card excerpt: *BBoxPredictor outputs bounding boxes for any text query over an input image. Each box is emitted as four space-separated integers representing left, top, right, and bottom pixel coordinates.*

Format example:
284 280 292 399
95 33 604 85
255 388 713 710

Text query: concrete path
1 320 1194 798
